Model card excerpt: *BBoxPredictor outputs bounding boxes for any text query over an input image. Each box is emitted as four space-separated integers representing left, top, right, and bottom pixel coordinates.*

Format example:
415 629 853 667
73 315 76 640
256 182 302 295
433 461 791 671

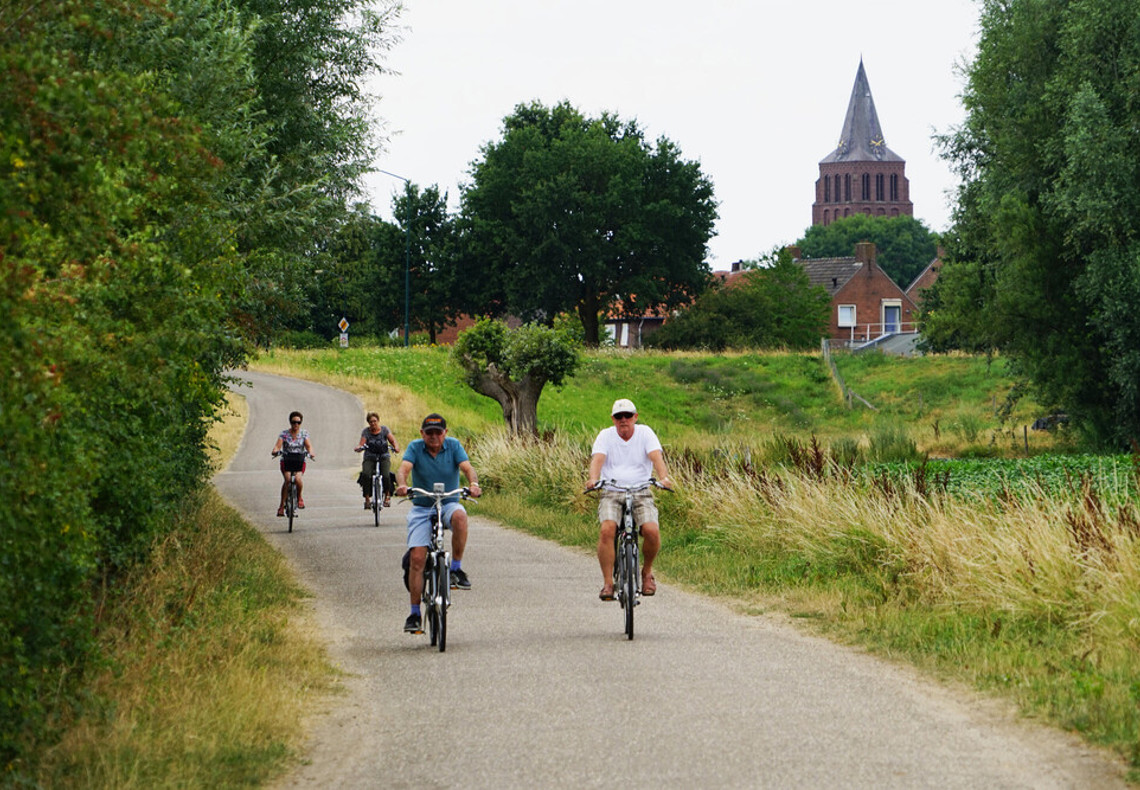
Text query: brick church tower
812 60 913 226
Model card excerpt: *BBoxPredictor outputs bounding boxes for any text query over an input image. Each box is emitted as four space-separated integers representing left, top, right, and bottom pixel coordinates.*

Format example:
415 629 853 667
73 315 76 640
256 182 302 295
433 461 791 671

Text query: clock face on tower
870 136 885 159
836 138 849 158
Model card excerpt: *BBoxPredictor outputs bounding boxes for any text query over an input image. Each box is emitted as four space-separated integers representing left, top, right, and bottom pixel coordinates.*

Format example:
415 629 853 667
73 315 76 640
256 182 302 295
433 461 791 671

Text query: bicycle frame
406 484 470 652
587 479 665 640
274 450 308 533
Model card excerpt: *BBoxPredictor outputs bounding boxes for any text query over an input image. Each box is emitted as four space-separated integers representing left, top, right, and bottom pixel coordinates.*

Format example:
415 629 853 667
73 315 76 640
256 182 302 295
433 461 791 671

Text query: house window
882 300 902 333
838 304 856 327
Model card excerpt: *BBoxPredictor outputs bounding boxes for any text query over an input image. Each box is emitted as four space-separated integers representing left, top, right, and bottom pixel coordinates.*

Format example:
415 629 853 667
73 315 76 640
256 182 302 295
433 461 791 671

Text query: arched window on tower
824 177 830 203
890 173 898 201
861 174 870 201
876 174 884 201
844 174 851 202
835 174 842 202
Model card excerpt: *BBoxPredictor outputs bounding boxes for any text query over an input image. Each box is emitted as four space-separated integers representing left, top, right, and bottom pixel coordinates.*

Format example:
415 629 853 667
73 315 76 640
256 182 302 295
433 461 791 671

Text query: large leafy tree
925 0 1140 446
796 214 940 289
647 249 830 350
458 101 718 345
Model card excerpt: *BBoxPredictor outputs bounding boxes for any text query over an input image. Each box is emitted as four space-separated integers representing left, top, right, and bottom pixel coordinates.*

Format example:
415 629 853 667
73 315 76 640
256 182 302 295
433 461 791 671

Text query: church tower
812 60 913 226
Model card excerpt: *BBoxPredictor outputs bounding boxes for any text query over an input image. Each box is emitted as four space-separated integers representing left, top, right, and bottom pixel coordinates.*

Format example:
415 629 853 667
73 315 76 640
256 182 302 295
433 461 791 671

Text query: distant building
812 60 913 227
791 242 919 348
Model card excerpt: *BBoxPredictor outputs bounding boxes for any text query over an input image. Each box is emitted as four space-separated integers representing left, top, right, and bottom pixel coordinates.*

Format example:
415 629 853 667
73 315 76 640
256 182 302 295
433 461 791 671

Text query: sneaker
404 613 422 634
451 568 471 590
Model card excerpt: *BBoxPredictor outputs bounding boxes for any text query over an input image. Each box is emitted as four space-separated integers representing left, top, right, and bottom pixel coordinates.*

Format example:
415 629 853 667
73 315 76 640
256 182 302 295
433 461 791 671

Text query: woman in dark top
354 412 399 508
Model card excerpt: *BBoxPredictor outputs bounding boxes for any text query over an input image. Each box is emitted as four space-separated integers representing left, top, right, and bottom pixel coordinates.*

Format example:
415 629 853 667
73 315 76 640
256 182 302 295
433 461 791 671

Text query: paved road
214 370 1126 789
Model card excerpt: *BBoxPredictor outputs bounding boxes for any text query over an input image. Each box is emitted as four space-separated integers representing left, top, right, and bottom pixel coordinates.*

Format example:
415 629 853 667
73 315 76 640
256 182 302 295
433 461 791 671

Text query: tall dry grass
470 429 1140 767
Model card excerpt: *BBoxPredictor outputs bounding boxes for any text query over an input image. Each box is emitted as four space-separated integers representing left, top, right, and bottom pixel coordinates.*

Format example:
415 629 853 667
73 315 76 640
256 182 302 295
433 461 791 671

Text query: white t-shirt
591 424 662 488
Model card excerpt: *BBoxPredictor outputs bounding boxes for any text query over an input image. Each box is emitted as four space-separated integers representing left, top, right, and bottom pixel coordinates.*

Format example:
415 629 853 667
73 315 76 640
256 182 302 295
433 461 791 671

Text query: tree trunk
578 293 601 347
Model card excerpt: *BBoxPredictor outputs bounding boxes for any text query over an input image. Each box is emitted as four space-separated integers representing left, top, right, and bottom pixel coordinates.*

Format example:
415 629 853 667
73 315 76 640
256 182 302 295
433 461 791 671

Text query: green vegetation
2 0 396 779
452 318 584 435
927 0 1140 448
796 214 940 288
255 345 1063 455
646 248 831 351
458 100 718 345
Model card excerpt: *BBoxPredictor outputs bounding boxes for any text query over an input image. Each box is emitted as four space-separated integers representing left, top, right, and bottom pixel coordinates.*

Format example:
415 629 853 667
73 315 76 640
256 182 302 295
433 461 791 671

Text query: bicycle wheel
287 480 297 533
622 542 637 639
435 562 449 653
372 475 381 526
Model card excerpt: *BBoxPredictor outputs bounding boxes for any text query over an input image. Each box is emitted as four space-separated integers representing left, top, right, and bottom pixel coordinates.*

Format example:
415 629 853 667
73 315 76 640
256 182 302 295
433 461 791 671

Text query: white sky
364 1 980 272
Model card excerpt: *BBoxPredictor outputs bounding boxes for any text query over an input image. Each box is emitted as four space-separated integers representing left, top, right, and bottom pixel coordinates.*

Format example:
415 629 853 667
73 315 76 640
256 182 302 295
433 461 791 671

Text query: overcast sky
364 1 980 271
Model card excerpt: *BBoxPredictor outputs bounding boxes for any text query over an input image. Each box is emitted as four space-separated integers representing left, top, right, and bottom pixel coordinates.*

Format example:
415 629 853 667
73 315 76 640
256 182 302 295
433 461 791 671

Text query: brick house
793 241 918 346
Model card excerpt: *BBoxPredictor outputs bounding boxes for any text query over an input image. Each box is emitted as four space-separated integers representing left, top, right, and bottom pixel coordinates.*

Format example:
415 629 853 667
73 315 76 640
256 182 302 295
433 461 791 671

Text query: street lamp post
378 169 411 347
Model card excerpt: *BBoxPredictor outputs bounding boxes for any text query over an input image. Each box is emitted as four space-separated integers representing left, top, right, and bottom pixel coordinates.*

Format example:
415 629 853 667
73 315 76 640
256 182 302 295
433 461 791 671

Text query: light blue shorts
406 502 466 548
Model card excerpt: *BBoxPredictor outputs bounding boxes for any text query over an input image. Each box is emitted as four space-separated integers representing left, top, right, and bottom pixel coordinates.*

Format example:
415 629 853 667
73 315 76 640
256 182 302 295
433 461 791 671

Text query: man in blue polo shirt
394 413 482 634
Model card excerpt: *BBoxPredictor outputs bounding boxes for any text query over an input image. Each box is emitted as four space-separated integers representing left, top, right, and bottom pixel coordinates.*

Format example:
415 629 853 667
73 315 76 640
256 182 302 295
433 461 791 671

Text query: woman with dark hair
271 410 316 517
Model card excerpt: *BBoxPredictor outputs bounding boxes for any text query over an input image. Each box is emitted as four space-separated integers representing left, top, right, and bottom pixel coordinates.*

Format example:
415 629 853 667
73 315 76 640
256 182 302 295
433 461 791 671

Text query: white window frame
837 304 856 328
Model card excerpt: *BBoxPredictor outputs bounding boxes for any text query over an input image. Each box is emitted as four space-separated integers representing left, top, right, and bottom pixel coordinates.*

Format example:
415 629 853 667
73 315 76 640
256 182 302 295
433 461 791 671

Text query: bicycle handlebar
583 478 671 495
272 450 313 460
405 486 476 500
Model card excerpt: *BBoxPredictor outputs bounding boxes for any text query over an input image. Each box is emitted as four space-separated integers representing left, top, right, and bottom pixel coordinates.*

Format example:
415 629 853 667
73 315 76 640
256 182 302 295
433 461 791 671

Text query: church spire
821 59 902 163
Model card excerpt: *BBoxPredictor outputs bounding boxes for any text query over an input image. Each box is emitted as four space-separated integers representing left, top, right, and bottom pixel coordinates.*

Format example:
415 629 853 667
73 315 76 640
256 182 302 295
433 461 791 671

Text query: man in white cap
586 398 673 600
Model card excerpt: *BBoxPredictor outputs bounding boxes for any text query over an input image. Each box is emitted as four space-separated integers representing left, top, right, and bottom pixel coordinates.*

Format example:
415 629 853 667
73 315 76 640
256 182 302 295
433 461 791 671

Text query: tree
926 0 1140 446
452 318 582 435
647 249 830 350
458 101 718 345
796 214 939 289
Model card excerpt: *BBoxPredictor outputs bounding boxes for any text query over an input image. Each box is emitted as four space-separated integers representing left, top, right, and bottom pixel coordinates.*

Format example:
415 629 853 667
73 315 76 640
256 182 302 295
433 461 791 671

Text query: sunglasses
290 419 302 425
612 412 634 420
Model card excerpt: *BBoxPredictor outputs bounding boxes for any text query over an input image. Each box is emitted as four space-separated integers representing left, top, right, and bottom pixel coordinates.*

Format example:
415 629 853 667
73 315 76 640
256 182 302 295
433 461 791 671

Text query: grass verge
33 393 337 788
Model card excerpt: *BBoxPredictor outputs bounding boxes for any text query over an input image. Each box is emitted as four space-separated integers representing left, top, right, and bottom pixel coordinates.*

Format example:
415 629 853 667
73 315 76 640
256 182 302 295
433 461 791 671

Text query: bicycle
354 446 388 527
272 450 310 533
585 478 670 640
405 483 474 651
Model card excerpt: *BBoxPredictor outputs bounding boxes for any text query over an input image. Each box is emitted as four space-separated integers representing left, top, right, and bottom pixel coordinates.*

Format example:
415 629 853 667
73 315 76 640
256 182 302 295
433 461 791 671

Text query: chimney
785 245 802 260
855 241 876 275
730 260 743 273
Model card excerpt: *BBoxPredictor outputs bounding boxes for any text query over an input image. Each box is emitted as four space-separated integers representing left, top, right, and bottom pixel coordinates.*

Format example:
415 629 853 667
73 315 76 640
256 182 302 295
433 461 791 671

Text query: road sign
338 317 350 332
339 332 349 348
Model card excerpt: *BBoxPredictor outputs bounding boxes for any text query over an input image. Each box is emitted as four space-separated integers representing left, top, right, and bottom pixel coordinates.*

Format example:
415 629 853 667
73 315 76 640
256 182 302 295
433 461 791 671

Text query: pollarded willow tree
925 0 1140 447
457 101 718 346
452 318 582 436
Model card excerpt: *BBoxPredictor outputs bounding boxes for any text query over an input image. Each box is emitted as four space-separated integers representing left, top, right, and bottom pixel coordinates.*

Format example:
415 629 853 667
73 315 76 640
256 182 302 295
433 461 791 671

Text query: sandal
276 507 285 517
599 587 615 601
642 574 657 596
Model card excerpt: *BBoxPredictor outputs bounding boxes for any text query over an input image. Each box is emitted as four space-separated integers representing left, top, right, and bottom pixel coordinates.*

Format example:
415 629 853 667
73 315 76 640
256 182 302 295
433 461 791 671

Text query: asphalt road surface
214 370 1127 789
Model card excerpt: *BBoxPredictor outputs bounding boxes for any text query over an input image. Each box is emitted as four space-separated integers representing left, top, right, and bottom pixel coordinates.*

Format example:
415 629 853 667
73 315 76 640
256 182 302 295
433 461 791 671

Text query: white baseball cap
611 398 637 416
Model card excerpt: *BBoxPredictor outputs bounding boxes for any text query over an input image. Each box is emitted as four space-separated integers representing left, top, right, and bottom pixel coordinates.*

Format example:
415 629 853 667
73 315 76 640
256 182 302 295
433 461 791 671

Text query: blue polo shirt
403 437 469 506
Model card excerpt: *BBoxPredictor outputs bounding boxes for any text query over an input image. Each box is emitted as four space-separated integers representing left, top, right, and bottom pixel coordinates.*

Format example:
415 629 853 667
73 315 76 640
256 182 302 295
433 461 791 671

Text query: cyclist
394 413 482 634
272 410 316 517
585 398 673 601
354 412 399 509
